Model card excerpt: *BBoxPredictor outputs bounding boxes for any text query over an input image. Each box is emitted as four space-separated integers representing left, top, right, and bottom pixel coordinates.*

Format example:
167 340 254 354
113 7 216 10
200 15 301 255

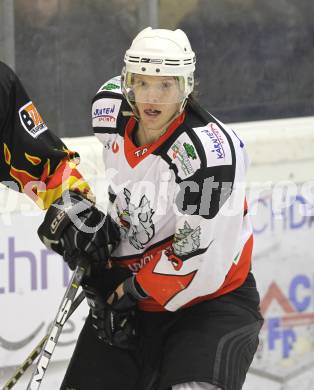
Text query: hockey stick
24 257 89 390
1 291 85 390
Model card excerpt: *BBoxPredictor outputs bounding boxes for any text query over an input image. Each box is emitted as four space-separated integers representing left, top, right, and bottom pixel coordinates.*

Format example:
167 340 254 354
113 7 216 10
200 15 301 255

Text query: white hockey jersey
92 77 253 312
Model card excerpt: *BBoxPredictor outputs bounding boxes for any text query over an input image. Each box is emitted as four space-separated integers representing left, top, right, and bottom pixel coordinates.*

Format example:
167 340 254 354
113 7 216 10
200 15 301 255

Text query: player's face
133 74 182 132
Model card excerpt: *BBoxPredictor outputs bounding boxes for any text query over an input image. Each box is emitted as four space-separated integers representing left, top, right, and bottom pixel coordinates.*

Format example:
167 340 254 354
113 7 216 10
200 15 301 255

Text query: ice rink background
1 0 313 138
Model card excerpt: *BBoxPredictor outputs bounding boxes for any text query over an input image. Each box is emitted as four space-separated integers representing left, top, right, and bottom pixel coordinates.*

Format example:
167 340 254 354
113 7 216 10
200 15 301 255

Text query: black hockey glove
37 191 120 270
86 274 148 350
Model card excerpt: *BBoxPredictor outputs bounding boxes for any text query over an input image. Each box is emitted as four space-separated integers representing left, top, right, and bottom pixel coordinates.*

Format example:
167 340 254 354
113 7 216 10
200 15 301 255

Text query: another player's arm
0 62 92 209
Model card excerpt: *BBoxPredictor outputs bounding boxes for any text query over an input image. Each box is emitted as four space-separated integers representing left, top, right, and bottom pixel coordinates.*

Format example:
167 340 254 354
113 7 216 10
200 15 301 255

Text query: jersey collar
124 112 185 168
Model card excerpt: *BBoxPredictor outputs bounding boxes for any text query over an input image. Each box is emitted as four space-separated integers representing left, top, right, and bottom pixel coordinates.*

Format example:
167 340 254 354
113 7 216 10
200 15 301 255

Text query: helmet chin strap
179 96 188 113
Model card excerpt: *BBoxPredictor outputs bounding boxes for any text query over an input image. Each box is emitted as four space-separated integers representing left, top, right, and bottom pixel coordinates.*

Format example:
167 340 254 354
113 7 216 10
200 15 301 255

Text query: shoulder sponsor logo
170 141 194 176
167 134 201 179
102 83 120 91
92 98 122 128
98 76 121 94
200 124 225 160
183 142 197 160
19 101 48 138
194 122 232 167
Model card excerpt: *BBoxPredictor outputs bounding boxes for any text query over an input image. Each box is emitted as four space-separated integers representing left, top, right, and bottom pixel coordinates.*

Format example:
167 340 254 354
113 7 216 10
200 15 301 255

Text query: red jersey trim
137 234 253 312
124 112 185 168
110 238 173 272
136 250 197 309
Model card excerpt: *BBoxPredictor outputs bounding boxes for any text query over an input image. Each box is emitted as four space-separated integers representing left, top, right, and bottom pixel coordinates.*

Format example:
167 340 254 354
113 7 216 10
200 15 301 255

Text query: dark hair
186 93 211 125
189 76 199 98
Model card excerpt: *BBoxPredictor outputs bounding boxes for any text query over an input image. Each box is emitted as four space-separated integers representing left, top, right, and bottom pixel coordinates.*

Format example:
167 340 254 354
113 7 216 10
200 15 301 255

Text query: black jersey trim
176 240 214 261
175 164 235 220
186 97 237 178
110 234 174 262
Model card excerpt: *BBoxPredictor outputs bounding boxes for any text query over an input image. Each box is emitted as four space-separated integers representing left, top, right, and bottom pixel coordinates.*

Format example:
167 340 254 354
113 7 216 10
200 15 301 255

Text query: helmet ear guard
121 27 196 114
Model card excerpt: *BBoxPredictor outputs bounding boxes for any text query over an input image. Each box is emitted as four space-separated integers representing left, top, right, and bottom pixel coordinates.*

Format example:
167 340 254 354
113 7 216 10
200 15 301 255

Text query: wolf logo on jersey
173 221 201 256
117 188 155 250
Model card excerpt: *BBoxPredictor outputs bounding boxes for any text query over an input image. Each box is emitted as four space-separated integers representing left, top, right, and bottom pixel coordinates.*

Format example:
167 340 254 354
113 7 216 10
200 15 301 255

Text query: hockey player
56 28 263 390
0 61 116 268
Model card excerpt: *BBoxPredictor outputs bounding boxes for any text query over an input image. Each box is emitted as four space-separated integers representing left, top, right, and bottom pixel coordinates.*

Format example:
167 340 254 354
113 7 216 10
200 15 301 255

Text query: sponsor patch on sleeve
194 122 232 167
92 98 122 128
18 101 48 138
97 76 122 94
167 134 201 179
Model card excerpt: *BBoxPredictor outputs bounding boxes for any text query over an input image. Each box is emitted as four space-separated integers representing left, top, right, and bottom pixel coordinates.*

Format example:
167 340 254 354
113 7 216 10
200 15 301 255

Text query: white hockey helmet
122 27 196 112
